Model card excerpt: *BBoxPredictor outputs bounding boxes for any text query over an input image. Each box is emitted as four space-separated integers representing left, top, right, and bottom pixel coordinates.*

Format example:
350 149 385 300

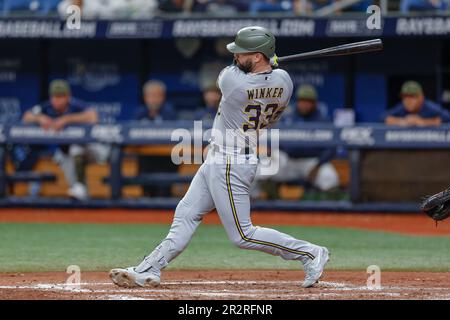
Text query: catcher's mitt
421 187 450 221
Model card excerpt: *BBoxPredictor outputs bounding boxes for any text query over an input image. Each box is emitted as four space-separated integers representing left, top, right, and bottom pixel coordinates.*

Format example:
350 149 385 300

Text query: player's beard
234 58 254 73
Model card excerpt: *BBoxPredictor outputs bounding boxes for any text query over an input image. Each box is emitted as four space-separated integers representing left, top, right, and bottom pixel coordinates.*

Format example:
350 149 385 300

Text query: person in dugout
133 80 178 197
22 79 110 200
384 80 450 126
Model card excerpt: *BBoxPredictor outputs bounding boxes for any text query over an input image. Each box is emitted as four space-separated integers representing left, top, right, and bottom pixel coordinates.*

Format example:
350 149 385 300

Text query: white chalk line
1 280 449 292
65 281 305 286
40 280 450 291
1 280 448 300
104 295 151 300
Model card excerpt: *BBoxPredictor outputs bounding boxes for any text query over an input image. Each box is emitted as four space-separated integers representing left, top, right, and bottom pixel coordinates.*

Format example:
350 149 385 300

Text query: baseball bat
277 39 383 63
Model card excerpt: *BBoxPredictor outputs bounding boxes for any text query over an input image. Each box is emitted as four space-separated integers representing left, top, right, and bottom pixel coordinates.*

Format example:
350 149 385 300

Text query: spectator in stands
249 0 293 15
293 0 373 14
400 0 450 13
293 0 313 14
1 0 60 15
134 80 177 122
283 84 330 125
58 0 158 19
158 0 188 12
346 0 373 12
253 84 339 199
191 0 247 13
134 80 178 197
194 83 221 122
22 79 110 201
384 81 450 126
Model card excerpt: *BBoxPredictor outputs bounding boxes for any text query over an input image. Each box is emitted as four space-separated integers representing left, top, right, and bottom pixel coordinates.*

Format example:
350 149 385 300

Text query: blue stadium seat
41 0 61 13
2 0 60 15
348 0 373 11
3 0 35 13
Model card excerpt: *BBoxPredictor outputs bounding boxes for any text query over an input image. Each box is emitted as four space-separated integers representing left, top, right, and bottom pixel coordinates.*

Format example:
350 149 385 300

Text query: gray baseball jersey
210 65 293 152
133 65 322 277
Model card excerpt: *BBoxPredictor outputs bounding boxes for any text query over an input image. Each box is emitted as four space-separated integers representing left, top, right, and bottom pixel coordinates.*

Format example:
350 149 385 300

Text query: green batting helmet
226 26 276 59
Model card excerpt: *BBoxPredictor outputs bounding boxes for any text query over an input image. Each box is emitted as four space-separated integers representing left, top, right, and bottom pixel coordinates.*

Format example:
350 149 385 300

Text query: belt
210 143 254 155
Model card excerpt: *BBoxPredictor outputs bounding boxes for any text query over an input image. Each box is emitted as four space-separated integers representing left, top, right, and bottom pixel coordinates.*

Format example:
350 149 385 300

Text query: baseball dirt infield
0 270 449 300
0 209 448 300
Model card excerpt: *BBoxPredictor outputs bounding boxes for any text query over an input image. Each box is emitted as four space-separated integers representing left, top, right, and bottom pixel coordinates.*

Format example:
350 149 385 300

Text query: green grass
0 223 448 272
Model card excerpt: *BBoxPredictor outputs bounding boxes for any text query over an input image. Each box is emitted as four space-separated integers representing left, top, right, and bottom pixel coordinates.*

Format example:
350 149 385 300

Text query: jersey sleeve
133 106 147 120
384 104 405 119
217 66 239 97
439 108 450 123
287 74 294 102
160 102 177 120
427 102 450 122
71 99 89 113
279 69 294 106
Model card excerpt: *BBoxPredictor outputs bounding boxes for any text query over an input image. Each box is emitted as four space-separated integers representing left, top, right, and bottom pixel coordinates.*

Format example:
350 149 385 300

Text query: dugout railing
0 122 449 212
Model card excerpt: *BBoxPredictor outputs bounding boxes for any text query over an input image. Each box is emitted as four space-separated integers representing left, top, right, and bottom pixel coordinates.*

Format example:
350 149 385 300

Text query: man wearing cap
384 81 450 126
22 79 102 201
285 84 329 124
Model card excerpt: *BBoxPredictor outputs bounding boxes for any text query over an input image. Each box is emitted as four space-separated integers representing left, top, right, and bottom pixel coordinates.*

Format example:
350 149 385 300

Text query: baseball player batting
109 26 329 289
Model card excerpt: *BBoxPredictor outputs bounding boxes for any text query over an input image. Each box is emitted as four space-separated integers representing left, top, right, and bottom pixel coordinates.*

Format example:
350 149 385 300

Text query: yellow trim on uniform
225 156 315 260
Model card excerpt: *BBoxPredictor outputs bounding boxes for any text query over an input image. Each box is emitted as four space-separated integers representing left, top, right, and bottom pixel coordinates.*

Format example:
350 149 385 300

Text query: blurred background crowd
0 0 450 18
1 0 450 206
12 76 447 201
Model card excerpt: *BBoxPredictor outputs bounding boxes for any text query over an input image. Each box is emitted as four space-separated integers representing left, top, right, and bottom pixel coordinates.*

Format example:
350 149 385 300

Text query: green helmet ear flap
227 26 276 59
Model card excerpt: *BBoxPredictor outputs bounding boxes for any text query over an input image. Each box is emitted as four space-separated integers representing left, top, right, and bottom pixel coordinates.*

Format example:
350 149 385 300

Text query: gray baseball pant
135 150 321 275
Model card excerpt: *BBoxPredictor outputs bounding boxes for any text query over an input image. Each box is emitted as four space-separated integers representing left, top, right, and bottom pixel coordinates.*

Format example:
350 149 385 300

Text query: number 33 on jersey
212 65 293 149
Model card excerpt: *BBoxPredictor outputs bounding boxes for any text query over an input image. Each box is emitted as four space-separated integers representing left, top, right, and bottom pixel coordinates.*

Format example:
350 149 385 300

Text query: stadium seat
5 157 112 198
41 0 61 13
249 1 292 14
2 0 60 15
348 0 373 11
3 0 36 14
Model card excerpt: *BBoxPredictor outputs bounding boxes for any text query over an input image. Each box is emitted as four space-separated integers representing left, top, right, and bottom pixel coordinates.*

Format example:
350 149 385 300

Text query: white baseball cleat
301 246 330 288
109 267 160 288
